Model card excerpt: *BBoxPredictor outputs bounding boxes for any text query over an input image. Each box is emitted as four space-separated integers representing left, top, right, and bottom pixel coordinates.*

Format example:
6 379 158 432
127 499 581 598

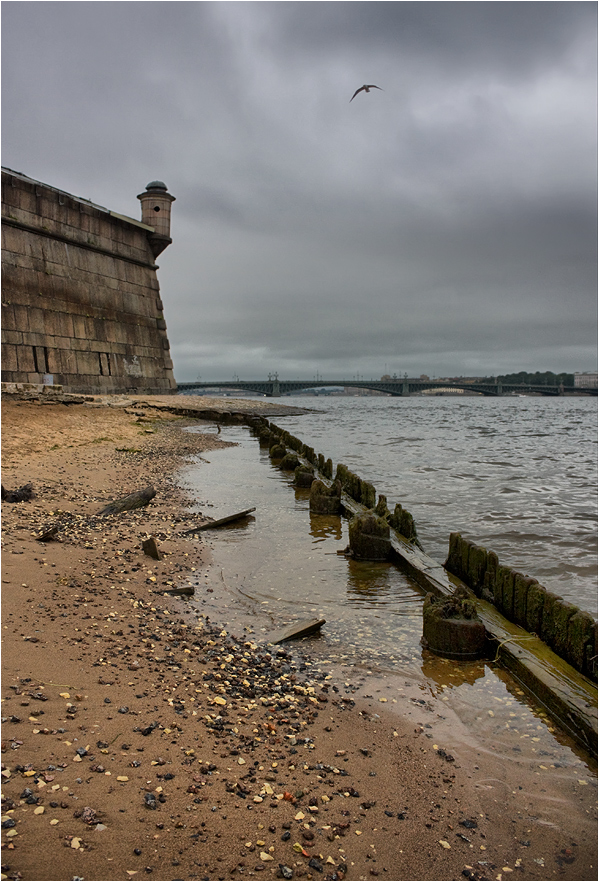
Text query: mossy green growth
444 532 462 576
459 539 471 582
294 465 315 488
551 599 579 658
525 580 547 635
467 544 488 596
398 509 422 548
586 622 598 681
422 590 486 660
482 550 498 598
348 512 391 560
309 479 342 514
566 610 597 678
302 444 317 465
279 453 300 471
258 429 274 447
512 574 536 629
375 494 391 520
360 480 376 510
335 463 349 489
269 443 287 460
496 565 515 619
323 458 333 480
539 590 561 647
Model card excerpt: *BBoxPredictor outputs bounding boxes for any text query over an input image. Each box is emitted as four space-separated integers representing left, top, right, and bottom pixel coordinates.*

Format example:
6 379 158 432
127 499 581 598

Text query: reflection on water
180 423 596 783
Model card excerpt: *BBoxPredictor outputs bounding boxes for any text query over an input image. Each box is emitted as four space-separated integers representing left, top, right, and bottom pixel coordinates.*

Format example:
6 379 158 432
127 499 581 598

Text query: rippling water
271 395 597 616
180 415 597 780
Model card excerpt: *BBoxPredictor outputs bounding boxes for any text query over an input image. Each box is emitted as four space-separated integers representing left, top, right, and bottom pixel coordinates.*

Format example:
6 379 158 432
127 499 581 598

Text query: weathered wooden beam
182 507 256 534
99 486 156 516
266 618 326 645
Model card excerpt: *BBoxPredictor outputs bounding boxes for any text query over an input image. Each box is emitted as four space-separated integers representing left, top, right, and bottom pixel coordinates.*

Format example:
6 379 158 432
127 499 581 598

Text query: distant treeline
494 371 574 387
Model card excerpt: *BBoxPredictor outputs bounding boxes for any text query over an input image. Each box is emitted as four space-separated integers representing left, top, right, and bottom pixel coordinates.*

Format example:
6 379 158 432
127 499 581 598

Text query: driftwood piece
99 486 156 516
266 618 326 645
36 525 60 542
2 483 35 503
142 536 162 560
160 586 195 597
182 507 256 535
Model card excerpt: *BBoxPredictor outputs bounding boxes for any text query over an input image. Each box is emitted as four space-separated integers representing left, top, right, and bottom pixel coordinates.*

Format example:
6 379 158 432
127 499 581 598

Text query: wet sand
1 393 596 881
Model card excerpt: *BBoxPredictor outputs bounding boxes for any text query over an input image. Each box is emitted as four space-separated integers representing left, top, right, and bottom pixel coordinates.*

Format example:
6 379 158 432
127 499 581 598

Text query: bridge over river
177 378 595 398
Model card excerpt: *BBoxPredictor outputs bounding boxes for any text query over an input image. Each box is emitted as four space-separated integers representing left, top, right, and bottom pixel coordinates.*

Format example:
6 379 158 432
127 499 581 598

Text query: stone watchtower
137 180 176 258
1 167 178 393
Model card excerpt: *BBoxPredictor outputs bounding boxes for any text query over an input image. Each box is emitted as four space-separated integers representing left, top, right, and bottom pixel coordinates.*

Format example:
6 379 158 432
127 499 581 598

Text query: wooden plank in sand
183 507 256 534
266 618 326 645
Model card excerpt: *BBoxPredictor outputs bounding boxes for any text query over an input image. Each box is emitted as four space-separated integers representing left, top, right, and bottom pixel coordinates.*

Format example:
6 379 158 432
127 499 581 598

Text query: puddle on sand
178 424 597 837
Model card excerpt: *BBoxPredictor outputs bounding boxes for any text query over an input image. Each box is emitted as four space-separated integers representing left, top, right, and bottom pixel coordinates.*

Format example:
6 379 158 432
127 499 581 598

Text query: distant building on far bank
574 371 598 389
1 168 177 394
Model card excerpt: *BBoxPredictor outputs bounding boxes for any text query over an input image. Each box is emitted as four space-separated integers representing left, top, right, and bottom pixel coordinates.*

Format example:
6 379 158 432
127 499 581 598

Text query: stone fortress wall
1 168 177 394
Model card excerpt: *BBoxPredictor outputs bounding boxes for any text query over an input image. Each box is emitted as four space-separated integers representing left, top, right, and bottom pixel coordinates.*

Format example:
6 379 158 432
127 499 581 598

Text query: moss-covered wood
422 591 486 660
309 479 342 514
294 465 315 488
348 512 391 560
279 453 300 471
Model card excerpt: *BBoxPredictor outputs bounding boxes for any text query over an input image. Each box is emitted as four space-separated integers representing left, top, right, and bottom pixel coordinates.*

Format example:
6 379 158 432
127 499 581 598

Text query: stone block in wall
550 600 579 660
13 304 30 333
16 346 36 373
1 329 23 346
566 611 597 678
72 315 89 339
467 544 488 596
525 581 547 635
1 344 18 371
76 350 101 375
57 348 78 375
512 574 537 629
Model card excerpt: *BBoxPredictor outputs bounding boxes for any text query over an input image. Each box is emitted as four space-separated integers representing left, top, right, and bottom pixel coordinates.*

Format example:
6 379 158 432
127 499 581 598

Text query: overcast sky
2 2 597 381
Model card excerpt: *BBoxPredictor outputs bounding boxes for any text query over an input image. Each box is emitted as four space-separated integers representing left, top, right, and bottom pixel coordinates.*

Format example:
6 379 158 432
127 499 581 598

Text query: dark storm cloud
2 2 596 381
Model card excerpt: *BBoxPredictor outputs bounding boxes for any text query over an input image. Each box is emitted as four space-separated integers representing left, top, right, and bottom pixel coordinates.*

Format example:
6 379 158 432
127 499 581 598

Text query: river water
268 394 598 617
176 395 598 793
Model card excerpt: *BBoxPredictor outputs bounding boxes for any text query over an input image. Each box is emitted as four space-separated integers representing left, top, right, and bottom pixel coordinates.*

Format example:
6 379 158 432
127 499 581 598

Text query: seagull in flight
350 84 383 102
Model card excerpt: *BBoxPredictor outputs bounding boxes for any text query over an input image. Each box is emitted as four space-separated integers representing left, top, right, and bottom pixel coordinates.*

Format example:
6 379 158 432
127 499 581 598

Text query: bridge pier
401 381 410 397
272 380 280 397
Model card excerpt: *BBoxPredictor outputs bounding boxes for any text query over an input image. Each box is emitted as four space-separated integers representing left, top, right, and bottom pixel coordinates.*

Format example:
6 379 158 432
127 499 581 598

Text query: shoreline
1 394 597 881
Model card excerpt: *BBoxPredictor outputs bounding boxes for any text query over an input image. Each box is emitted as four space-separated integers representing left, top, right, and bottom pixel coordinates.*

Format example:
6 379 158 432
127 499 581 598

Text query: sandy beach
1 392 596 882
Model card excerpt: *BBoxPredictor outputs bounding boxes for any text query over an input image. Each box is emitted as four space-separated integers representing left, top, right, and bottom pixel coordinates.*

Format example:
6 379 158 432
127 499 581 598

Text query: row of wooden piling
445 532 597 681
254 418 422 547
247 416 597 684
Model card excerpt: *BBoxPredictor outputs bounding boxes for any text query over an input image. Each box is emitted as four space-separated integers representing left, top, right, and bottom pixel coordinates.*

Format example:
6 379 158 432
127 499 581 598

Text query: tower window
153 205 161 212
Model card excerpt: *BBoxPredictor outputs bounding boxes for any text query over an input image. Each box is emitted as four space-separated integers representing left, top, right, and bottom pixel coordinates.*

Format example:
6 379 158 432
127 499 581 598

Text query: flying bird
350 84 383 102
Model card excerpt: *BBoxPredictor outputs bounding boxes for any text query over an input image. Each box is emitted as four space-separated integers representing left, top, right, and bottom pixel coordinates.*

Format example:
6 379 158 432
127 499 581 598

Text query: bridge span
176 378 594 398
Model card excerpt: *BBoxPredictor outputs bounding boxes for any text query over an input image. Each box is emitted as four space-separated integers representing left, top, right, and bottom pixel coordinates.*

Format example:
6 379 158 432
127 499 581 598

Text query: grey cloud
2 2 596 381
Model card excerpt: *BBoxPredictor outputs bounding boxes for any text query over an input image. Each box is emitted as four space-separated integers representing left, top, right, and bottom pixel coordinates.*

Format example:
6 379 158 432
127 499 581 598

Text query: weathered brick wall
1 169 176 394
